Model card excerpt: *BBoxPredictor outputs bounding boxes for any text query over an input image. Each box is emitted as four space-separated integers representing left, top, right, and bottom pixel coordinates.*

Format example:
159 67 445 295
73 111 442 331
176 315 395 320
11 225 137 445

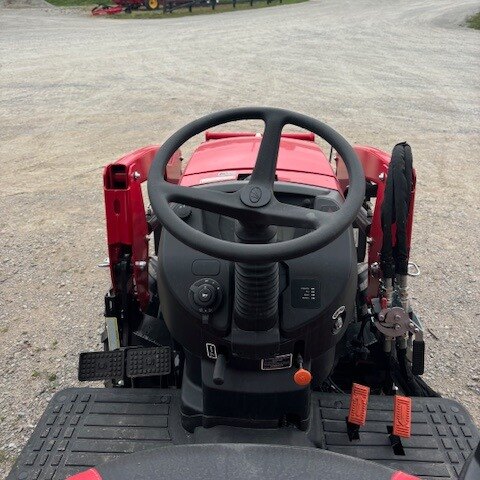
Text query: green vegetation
116 0 306 19
48 0 95 5
31 370 58 382
466 12 480 30
0 449 10 464
46 0 307 17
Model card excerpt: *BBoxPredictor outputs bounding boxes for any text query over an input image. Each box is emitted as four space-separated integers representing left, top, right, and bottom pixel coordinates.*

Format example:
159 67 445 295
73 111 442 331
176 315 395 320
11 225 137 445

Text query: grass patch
48 0 95 5
466 12 480 29
46 0 307 16
119 0 306 19
114 0 306 19
0 449 11 464
31 370 58 382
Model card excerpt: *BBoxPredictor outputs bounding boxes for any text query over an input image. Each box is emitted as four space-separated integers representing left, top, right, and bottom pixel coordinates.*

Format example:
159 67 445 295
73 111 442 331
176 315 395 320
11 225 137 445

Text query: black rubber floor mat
7 389 479 480
316 393 479 480
7 388 187 480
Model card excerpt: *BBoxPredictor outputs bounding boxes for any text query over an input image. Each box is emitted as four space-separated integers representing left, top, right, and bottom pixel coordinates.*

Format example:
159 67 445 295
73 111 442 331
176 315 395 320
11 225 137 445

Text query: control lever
213 354 227 385
293 354 312 386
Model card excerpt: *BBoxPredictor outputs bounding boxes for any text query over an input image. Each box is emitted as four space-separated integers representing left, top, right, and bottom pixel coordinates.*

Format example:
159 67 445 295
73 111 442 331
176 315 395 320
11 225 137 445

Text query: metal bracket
375 306 423 340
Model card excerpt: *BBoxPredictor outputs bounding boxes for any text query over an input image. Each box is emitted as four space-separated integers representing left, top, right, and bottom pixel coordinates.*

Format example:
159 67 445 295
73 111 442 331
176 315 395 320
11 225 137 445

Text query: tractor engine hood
180 134 340 190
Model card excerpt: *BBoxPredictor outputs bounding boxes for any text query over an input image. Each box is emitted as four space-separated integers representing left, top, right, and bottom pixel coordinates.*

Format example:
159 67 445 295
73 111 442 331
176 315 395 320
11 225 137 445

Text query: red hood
182 136 336 178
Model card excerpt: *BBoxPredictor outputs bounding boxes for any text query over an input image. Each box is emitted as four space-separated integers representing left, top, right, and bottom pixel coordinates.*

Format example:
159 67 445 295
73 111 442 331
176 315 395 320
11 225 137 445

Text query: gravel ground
0 0 479 476
0 0 51 8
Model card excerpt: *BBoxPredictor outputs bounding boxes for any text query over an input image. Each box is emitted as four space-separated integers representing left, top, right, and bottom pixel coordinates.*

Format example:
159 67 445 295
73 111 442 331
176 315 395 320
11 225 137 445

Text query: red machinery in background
91 0 208 15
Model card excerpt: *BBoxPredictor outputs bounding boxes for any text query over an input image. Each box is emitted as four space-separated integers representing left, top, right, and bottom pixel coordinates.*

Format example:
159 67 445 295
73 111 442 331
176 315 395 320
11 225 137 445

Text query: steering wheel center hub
240 184 272 208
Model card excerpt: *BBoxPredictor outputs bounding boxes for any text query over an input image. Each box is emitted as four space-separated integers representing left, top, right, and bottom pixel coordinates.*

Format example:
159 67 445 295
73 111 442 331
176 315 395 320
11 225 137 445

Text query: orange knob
294 368 312 386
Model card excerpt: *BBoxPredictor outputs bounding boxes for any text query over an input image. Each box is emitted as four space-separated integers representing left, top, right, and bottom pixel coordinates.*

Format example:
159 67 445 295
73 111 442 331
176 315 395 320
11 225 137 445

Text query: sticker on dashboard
261 354 293 371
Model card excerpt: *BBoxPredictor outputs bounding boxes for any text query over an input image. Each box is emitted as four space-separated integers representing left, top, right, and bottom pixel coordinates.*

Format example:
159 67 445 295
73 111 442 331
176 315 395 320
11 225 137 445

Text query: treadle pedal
126 346 171 378
78 347 171 381
78 350 124 381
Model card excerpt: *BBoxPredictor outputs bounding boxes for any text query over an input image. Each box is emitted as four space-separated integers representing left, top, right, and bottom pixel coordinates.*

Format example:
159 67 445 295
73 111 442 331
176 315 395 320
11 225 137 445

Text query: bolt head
135 260 147 271
394 323 401 330
132 171 141 180
332 317 344 334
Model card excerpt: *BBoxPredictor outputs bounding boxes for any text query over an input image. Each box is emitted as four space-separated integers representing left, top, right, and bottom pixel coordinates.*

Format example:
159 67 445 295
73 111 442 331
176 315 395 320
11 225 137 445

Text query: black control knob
188 278 223 315
195 284 216 306
172 203 192 220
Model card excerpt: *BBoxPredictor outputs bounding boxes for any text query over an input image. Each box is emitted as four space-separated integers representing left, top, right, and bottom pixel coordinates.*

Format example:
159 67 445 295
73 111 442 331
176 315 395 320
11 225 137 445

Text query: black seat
94 443 398 480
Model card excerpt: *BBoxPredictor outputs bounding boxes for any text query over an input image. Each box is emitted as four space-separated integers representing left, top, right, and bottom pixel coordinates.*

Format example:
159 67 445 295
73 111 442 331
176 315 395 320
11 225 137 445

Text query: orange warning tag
348 383 370 426
393 395 412 438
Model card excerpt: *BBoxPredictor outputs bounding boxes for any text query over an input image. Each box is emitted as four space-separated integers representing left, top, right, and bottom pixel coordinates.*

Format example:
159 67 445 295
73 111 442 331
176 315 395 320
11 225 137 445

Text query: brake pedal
78 350 125 381
126 346 171 378
78 346 171 382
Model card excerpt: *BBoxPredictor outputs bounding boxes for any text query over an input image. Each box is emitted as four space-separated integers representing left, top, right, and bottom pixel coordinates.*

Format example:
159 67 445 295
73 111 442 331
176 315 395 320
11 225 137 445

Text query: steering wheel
148 107 365 263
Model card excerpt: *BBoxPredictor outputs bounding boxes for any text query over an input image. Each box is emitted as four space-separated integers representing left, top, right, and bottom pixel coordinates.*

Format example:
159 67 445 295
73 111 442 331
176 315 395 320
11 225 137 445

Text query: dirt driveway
0 0 479 475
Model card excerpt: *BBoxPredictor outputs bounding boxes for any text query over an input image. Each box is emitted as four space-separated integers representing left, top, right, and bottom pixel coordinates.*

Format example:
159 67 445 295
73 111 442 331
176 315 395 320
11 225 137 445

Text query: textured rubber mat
317 394 479 480
7 388 188 480
7 389 479 480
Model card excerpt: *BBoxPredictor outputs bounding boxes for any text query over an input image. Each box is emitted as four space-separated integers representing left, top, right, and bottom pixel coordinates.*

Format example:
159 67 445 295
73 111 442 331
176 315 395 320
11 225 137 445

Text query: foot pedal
412 339 425 375
78 346 171 381
126 346 171 378
346 383 370 441
392 395 412 438
78 350 124 381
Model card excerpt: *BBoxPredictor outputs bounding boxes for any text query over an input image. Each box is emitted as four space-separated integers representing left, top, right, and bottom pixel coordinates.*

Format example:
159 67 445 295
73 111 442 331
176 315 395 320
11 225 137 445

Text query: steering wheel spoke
161 182 245 219
249 112 288 187
264 200 329 230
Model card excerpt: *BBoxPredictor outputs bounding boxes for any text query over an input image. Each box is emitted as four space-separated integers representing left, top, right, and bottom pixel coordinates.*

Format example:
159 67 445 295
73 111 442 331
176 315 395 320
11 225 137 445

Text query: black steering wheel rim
148 107 365 263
